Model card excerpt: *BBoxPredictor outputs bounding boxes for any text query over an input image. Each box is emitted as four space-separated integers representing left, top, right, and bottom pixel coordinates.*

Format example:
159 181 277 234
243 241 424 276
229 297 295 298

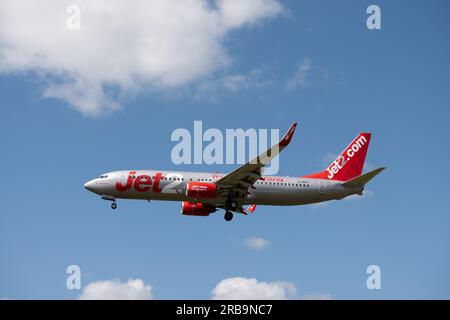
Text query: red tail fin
303 133 372 181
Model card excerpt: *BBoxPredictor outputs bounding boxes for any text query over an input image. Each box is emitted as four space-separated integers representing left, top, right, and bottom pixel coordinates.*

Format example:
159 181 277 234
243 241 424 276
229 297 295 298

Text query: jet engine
186 182 217 199
181 201 216 216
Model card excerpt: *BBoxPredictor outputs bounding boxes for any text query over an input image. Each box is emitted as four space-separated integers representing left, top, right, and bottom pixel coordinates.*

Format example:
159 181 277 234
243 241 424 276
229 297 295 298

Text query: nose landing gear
101 195 117 210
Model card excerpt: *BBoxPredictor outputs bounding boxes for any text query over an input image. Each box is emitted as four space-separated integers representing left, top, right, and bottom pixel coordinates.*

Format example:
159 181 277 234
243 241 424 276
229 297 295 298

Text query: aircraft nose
84 179 97 192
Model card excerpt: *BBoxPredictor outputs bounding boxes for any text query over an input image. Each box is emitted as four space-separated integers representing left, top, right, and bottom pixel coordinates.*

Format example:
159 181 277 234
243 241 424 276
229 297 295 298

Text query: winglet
279 123 298 147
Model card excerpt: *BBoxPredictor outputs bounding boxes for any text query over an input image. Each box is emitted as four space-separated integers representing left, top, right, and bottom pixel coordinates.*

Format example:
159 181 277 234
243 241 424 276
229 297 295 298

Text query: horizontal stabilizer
341 167 386 188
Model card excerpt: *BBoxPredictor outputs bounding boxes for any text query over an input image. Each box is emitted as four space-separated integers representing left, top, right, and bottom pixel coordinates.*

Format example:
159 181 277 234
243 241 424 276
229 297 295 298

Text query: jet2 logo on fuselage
116 171 164 193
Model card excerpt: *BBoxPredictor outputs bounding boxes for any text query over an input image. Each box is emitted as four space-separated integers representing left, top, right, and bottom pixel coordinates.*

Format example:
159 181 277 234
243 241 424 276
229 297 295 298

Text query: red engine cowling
181 202 216 216
186 182 217 199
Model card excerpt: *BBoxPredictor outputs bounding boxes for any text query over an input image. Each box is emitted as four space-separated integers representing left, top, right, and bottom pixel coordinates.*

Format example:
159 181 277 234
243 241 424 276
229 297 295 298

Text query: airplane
84 123 385 221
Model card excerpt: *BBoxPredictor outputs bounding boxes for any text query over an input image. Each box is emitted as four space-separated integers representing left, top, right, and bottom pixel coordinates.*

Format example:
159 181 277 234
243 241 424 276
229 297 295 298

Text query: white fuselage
84 170 362 207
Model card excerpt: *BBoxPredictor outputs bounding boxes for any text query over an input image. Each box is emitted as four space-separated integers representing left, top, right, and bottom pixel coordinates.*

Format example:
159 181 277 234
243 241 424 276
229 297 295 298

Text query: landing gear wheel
111 202 117 210
227 200 238 211
224 211 233 222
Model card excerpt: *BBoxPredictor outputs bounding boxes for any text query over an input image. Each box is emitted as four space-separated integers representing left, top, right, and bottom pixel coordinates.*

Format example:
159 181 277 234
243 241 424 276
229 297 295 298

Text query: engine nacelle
186 182 217 199
181 202 216 216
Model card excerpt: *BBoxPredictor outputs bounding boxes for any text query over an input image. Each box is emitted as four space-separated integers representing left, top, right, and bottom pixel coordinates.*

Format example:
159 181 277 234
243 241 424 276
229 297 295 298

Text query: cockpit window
99 175 109 179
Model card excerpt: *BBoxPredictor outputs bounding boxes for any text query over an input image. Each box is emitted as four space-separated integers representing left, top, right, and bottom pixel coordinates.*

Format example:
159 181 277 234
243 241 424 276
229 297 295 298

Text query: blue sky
1 0 449 299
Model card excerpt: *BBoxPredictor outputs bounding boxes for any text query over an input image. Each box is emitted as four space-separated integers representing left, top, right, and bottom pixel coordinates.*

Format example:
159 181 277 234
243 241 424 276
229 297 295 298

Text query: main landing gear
111 202 117 210
227 200 238 211
223 199 237 222
224 211 233 222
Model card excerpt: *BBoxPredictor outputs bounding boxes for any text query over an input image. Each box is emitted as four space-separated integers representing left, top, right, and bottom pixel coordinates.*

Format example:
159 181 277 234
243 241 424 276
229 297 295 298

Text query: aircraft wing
216 123 297 198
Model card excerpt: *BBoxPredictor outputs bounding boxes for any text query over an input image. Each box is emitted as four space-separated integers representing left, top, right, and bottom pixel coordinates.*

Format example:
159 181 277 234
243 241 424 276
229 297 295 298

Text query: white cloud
218 0 284 29
79 278 153 300
244 236 270 250
286 57 328 90
195 67 271 100
212 277 296 300
287 57 312 90
222 68 270 93
0 0 283 116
